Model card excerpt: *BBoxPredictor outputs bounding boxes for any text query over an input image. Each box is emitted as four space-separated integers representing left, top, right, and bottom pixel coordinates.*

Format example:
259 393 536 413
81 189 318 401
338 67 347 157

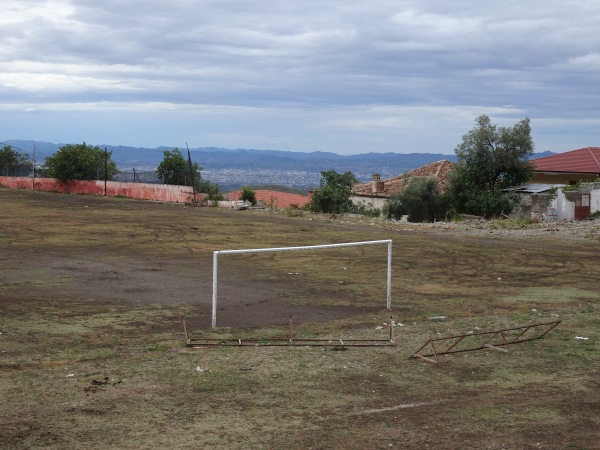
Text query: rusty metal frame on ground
409 320 561 363
183 315 396 347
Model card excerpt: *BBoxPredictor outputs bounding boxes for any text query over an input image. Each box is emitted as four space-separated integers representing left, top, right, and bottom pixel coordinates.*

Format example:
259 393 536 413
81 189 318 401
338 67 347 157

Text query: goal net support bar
212 239 392 327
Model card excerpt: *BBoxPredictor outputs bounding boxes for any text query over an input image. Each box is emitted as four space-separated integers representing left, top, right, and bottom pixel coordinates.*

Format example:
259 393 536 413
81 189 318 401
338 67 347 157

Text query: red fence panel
0 177 201 204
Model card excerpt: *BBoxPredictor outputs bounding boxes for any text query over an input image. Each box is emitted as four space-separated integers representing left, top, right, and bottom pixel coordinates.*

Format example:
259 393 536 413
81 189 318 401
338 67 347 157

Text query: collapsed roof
352 160 455 197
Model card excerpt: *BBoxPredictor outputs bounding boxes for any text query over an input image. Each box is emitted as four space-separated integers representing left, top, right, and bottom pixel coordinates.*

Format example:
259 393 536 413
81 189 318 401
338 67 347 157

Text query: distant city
201 169 321 191
2 139 554 192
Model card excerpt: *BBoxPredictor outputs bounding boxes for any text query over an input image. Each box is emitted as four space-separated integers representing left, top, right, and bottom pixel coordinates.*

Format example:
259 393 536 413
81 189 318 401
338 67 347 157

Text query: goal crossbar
212 239 392 327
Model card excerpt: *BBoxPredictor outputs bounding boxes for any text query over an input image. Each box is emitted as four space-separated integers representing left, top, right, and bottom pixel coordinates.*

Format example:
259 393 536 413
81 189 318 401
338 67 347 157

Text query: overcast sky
2 1 599 155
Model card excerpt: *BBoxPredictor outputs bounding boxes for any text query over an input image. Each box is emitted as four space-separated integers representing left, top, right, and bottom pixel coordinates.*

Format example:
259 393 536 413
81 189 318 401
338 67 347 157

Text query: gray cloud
1 0 599 153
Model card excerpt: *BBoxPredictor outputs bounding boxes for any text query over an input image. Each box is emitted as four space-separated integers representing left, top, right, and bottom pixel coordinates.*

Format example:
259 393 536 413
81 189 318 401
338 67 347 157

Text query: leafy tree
384 178 446 222
198 179 219 194
157 148 202 187
241 187 257 205
45 143 118 182
308 170 358 215
446 115 535 218
0 145 32 176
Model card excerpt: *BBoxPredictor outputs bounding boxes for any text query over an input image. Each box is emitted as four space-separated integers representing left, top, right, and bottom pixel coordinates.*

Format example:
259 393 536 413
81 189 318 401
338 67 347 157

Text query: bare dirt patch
1 188 599 450
0 190 384 329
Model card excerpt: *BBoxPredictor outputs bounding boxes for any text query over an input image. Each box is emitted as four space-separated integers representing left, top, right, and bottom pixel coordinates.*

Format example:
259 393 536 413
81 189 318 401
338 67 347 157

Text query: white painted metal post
212 251 218 328
387 240 392 309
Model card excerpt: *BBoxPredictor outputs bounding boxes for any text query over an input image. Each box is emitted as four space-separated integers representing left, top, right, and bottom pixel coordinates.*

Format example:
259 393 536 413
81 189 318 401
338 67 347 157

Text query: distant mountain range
1 139 556 190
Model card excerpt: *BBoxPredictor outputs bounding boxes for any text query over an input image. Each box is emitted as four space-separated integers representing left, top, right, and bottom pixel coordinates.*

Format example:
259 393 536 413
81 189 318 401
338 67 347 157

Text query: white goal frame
211 239 392 327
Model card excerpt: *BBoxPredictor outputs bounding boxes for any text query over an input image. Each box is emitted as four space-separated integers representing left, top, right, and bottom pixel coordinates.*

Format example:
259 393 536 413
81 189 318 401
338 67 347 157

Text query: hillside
1 139 555 190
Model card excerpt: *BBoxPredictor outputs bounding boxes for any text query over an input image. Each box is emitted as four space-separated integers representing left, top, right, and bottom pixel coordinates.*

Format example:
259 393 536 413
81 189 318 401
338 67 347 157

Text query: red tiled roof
533 147 600 174
228 190 310 208
352 160 455 197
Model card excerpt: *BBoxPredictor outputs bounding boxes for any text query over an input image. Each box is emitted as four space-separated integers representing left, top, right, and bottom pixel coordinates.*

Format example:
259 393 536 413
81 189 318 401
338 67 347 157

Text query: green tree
241 187 257 205
201 181 223 206
308 170 358 215
157 148 202 187
446 115 535 218
45 143 118 182
0 145 32 176
384 178 446 222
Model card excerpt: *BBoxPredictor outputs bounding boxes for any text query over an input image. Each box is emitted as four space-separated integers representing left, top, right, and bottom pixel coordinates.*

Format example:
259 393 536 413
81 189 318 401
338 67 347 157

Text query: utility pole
186 143 197 204
104 147 108 196
32 142 36 190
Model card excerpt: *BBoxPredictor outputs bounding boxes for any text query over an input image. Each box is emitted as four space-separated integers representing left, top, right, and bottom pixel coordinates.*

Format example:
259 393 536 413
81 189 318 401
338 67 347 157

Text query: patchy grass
1 189 599 449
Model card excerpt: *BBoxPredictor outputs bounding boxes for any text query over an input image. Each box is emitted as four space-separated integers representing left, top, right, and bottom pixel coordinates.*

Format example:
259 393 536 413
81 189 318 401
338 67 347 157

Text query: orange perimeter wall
0 177 201 203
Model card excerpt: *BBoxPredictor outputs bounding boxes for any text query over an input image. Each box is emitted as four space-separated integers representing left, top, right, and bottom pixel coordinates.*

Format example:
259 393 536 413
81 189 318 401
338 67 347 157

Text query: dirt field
1 188 599 449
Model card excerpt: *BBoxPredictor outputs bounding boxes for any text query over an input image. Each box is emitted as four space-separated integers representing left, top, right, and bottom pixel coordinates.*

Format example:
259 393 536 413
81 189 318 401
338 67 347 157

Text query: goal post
211 239 392 327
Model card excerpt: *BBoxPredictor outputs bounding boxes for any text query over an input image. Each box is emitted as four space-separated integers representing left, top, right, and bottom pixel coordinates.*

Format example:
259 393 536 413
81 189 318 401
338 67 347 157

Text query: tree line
0 143 224 201
2 114 535 218
308 115 535 219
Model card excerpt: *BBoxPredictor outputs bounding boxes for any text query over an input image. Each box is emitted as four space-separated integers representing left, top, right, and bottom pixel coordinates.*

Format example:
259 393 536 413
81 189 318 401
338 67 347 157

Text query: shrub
384 178 446 222
350 201 381 218
241 188 257 205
